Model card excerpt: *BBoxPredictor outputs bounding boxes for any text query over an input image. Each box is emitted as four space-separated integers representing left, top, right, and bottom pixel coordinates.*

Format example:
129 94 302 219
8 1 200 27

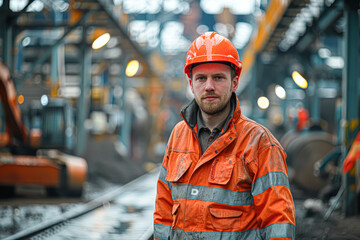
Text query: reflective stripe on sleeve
159 165 172 189
170 228 261 240
252 171 290 196
260 222 295 240
172 184 254 206
154 223 171 240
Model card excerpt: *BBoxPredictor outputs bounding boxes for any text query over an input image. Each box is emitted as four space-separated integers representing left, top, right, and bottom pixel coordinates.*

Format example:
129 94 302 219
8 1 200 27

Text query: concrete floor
84 134 148 185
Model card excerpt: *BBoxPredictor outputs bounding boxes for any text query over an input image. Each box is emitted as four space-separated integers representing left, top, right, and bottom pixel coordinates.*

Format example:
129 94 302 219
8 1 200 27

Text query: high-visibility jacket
154 94 295 240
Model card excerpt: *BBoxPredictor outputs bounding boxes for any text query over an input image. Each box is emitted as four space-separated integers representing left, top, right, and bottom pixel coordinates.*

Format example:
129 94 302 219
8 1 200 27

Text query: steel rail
3 169 158 240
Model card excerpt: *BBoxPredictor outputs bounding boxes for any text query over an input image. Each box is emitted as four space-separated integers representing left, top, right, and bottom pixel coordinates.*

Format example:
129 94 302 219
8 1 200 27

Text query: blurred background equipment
0 0 359 239
0 62 87 197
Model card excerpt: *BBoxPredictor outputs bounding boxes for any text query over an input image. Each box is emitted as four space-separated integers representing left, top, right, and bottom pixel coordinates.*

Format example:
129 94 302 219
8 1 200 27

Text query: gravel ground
292 184 360 240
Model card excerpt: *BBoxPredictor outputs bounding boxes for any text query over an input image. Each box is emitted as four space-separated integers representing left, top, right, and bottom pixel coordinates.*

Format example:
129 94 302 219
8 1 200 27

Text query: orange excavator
0 62 87 197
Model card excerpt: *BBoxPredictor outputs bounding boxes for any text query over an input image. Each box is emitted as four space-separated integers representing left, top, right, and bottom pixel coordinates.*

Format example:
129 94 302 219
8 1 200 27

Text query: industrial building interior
0 0 359 239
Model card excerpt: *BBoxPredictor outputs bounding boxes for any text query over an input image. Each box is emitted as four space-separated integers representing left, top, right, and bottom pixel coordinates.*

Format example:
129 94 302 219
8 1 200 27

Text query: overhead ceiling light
257 96 270 110
325 56 344 69
200 0 223 14
126 60 140 77
92 31 111 50
200 0 254 15
318 48 331 58
292 71 308 89
233 22 252 49
22 37 31 47
41 95 48 106
275 85 286 99
123 0 161 14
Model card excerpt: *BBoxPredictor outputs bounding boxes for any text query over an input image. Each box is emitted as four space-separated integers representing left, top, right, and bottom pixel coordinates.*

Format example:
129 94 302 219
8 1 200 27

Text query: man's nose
205 78 215 91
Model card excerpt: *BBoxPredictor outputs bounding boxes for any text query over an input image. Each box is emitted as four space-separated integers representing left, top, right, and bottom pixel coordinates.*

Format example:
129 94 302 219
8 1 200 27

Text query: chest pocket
165 154 192 183
208 156 235 185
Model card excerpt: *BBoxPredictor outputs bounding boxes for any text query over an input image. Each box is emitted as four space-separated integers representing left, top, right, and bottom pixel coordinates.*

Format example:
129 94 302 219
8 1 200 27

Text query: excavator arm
0 62 28 145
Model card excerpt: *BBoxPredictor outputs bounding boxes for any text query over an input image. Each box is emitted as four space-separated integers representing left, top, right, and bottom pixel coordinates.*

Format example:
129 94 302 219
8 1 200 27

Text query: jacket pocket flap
166 154 192 182
209 207 242 218
172 202 180 216
208 157 235 185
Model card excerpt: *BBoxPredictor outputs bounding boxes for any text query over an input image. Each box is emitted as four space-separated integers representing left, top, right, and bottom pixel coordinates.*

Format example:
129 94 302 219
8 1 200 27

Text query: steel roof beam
17 10 95 86
94 0 155 77
11 0 35 23
16 22 112 30
296 0 343 52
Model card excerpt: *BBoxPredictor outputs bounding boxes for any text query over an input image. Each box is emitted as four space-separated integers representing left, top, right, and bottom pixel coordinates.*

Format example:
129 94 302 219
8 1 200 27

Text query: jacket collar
180 92 241 133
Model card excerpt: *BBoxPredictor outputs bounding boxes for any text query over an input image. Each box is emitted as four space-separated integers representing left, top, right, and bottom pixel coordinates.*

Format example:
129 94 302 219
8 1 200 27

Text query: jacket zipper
180 112 204 232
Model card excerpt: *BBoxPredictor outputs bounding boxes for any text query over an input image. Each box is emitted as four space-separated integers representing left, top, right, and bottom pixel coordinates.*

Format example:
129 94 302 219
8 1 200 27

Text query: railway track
3 168 159 240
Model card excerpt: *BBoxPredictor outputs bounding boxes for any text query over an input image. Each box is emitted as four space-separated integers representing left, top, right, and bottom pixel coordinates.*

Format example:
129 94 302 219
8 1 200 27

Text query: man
154 32 295 240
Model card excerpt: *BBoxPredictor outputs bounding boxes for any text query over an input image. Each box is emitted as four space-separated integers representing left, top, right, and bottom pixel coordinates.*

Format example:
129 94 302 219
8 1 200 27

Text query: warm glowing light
275 85 286 99
92 33 110 50
126 60 140 77
292 71 308 89
18 95 24 104
257 96 270 110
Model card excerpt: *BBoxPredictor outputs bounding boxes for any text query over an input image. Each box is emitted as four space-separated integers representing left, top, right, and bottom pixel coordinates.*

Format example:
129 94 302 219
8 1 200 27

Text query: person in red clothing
296 106 309 131
154 32 295 240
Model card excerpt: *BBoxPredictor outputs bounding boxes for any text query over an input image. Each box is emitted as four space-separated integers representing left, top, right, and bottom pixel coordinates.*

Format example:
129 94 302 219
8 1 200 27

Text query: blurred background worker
154 32 295 240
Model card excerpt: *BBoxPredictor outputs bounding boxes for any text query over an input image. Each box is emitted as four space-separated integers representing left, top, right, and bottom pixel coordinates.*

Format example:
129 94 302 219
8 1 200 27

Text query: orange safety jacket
154 94 295 240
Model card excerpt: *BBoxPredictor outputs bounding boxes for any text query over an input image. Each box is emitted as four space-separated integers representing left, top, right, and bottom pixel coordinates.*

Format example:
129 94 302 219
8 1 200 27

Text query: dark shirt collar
197 110 224 134
181 92 237 131
196 97 236 135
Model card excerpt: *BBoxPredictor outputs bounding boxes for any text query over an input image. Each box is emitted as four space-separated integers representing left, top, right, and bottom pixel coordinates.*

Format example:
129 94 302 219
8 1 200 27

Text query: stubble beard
197 91 232 116
198 98 229 116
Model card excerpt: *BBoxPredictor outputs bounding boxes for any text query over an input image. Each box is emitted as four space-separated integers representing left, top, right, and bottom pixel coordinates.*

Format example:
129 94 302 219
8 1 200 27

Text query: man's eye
196 76 206 81
214 76 223 80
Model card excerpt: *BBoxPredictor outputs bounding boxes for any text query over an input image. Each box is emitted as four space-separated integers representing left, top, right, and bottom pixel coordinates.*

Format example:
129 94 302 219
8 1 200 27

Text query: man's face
190 62 239 116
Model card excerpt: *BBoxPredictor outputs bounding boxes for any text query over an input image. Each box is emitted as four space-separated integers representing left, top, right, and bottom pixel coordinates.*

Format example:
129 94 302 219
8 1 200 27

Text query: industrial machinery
282 129 336 193
0 62 87 198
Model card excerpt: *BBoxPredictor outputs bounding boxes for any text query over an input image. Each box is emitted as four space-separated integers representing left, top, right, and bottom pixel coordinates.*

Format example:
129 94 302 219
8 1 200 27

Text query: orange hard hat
184 32 242 80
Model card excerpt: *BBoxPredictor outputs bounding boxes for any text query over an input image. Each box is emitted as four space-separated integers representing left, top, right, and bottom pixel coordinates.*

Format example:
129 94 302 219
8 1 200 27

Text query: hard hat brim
184 54 242 79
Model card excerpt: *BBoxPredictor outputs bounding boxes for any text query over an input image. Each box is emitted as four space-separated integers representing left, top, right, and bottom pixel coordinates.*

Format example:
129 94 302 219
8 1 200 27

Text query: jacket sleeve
153 147 173 240
251 144 296 240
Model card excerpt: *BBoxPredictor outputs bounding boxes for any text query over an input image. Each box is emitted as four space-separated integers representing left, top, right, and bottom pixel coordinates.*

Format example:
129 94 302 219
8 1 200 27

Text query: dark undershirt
196 111 226 154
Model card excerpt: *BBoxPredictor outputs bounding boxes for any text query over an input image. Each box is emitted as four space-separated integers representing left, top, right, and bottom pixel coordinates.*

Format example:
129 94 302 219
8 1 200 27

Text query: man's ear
232 76 239 92
189 78 194 94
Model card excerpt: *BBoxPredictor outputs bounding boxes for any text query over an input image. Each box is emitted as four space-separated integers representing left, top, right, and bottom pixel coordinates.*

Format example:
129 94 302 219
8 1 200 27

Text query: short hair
190 61 237 80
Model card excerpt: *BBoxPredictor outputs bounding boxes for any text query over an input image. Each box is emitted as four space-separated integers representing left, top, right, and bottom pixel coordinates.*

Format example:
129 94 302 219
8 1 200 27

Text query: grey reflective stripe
169 222 295 240
172 184 254 206
154 223 171 239
159 165 172 189
170 228 261 240
252 171 290 196
260 222 295 239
